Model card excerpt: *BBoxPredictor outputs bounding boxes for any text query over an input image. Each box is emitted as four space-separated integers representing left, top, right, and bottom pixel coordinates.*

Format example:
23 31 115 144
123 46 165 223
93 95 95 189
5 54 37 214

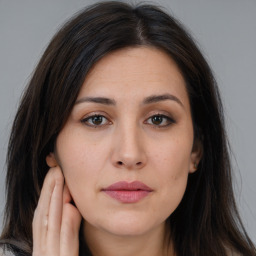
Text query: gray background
0 0 255 243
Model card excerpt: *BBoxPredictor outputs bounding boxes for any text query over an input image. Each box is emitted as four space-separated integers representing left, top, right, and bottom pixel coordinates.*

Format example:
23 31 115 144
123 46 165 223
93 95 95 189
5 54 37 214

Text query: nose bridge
111 118 146 170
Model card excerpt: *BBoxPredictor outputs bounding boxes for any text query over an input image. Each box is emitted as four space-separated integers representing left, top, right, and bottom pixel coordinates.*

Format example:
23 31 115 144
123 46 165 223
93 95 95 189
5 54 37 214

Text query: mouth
102 181 153 203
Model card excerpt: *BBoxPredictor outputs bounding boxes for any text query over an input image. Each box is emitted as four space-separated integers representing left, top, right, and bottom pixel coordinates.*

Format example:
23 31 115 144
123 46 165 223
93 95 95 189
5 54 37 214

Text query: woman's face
53 47 201 237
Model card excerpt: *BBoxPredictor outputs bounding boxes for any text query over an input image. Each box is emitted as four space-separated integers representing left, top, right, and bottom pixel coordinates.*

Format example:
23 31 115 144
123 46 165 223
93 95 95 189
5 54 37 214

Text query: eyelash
144 114 176 128
81 113 176 128
81 114 111 128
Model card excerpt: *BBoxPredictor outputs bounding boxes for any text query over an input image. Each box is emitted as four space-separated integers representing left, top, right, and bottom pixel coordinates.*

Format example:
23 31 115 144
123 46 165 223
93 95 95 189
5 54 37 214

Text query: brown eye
151 115 163 125
146 114 175 127
91 116 103 125
81 115 110 127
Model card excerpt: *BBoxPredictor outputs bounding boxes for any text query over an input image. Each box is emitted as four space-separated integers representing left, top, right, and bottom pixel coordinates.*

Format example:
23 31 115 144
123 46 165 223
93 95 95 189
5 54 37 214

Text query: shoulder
0 247 15 256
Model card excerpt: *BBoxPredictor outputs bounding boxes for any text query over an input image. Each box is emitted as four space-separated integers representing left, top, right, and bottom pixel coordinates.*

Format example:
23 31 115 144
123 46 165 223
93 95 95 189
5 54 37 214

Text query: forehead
78 46 189 107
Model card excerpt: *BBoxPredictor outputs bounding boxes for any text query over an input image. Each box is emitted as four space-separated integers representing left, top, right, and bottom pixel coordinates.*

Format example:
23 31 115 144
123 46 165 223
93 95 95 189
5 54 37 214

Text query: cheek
149 137 192 212
151 136 192 178
54 121 194 230
56 125 109 171
55 129 109 201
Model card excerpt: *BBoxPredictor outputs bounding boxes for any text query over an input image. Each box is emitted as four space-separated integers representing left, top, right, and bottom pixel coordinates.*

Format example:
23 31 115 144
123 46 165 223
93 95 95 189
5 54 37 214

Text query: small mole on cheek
172 175 177 180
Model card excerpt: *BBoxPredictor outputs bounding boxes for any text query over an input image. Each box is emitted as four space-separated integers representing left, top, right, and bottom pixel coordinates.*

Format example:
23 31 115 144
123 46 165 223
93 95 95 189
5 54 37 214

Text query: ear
46 152 58 168
189 139 203 173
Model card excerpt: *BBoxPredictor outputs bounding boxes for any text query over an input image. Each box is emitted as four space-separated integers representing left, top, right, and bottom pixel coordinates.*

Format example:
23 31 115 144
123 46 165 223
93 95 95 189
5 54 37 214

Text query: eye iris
152 116 163 125
92 116 103 125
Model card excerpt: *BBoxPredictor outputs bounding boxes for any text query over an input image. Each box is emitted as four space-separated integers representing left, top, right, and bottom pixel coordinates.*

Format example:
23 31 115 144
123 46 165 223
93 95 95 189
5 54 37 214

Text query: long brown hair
1 1 255 255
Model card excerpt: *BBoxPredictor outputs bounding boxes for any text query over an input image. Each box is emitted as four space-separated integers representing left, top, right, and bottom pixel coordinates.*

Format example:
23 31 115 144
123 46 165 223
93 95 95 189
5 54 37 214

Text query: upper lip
102 181 153 191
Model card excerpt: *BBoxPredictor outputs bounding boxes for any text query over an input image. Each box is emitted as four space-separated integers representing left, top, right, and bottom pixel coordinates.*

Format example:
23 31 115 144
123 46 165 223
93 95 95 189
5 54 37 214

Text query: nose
111 124 147 170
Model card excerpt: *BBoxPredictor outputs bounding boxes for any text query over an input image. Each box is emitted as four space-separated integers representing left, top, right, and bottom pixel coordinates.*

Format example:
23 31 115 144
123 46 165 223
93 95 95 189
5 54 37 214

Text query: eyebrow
75 97 116 105
142 93 184 107
75 93 183 107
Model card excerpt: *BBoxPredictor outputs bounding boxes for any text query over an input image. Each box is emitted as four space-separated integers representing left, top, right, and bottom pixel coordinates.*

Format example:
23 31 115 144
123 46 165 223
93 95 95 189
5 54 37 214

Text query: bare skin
32 166 82 256
32 165 174 256
32 47 202 256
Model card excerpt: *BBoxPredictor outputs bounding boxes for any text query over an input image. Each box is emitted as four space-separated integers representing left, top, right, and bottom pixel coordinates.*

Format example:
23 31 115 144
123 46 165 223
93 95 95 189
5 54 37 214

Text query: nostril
116 161 143 167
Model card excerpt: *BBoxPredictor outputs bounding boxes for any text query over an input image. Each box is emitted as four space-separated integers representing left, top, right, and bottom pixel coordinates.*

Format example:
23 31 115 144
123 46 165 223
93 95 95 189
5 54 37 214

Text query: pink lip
102 181 153 203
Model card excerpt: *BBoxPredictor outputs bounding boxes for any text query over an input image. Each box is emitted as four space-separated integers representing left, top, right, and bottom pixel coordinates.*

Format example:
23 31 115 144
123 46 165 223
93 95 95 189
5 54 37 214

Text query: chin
94 211 166 237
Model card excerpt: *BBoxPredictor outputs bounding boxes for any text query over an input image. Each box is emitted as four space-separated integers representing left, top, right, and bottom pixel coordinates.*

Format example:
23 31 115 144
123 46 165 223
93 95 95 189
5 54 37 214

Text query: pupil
152 116 162 125
92 116 102 125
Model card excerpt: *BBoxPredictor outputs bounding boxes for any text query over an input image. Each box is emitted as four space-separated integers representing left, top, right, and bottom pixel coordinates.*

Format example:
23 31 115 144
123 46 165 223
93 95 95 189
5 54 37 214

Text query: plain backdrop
0 0 255 243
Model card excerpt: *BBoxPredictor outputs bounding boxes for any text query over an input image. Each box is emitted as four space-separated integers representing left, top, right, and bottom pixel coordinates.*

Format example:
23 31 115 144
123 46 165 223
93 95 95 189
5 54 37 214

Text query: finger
60 184 82 256
63 182 72 204
46 166 64 255
32 168 56 252
60 205 82 256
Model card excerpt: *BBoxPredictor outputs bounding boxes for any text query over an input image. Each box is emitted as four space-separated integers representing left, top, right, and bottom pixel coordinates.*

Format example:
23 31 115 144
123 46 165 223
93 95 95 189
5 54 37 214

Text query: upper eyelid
81 111 111 120
81 115 111 123
145 111 176 121
145 114 176 124
81 111 173 119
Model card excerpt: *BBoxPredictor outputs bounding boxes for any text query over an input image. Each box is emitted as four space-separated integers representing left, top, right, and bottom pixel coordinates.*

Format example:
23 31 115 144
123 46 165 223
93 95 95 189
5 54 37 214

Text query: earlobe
189 139 203 173
46 152 58 168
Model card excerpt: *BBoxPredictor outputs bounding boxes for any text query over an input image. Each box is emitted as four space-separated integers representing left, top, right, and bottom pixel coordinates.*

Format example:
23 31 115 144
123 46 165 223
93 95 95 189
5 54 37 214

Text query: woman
0 1 255 255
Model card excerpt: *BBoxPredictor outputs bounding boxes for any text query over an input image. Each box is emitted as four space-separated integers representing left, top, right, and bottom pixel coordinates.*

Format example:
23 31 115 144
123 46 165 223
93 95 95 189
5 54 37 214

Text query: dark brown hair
1 1 255 255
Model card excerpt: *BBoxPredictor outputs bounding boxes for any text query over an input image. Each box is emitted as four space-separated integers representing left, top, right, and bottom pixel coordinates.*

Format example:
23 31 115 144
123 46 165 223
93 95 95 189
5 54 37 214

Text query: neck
82 221 174 256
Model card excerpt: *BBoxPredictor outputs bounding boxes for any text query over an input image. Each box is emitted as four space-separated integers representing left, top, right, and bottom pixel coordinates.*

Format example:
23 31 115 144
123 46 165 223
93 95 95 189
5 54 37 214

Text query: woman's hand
32 166 82 256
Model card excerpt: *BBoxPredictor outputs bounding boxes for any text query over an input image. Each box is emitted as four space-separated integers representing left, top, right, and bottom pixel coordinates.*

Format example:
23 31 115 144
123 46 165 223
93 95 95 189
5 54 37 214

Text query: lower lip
103 190 151 203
